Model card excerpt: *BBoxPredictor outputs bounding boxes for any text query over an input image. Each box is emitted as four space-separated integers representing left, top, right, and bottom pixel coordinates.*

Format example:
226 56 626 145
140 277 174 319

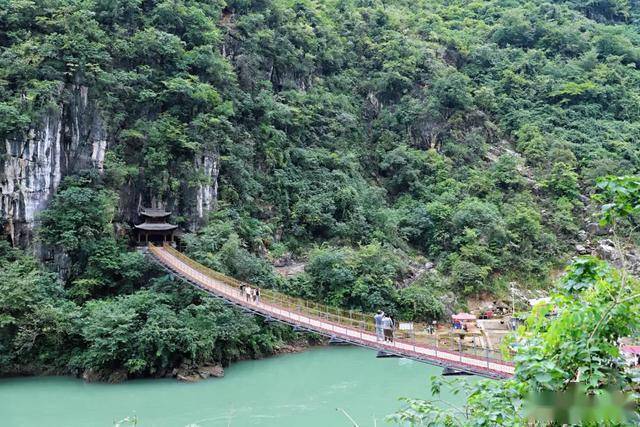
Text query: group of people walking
374 310 395 342
239 284 260 303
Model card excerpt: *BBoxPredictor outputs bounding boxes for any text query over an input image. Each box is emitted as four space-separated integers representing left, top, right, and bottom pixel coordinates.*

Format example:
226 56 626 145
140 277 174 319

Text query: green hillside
1 0 639 380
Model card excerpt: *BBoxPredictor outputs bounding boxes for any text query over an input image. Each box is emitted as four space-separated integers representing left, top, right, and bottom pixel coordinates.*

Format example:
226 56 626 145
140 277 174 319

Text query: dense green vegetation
2 0 640 380
0 236 303 378
391 176 640 426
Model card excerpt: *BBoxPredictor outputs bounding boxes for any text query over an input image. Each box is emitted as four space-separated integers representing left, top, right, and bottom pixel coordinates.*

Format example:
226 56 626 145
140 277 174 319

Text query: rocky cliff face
1 83 107 247
1 83 219 248
195 152 219 225
1 111 63 246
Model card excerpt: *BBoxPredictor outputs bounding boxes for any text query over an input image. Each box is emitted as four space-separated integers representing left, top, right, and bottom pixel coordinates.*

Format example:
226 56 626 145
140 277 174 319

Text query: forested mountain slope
1 0 639 378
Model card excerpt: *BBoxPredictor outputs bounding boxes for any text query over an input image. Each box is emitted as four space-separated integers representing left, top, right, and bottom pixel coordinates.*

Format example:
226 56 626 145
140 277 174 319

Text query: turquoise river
0 346 473 426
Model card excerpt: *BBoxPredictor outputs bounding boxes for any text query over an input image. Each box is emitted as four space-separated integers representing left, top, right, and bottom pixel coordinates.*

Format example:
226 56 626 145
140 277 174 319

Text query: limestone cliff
1 83 219 248
0 83 107 247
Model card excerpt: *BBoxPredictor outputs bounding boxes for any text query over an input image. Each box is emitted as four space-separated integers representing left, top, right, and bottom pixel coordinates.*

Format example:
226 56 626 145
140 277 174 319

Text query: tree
431 72 474 111
0 242 78 375
39 176 116 255
71 286 292 378
492 10 536 48
398 284 444 322
38 175 149 298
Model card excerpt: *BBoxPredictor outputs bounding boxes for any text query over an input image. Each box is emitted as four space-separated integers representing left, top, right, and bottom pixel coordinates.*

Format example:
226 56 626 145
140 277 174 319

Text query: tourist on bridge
255 288 261 303
374 310 384 341
382 314 394 343
244 285 253 302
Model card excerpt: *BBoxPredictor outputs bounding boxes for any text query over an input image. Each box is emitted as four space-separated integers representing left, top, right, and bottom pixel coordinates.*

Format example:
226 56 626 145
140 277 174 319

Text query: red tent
452 313 476 321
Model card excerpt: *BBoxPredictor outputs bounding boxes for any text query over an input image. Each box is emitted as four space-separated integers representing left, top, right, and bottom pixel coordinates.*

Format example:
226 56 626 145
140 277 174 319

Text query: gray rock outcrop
1 82 107 247
176 362 224 382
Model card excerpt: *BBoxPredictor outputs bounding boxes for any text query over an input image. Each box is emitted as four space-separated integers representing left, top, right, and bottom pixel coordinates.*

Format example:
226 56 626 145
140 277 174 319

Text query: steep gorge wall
1 112 63 246
0 83 107 247
0 84 219 248
195 153 219 224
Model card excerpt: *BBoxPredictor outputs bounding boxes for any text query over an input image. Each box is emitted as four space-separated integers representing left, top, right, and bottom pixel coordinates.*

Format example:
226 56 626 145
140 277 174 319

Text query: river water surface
0 346 472 427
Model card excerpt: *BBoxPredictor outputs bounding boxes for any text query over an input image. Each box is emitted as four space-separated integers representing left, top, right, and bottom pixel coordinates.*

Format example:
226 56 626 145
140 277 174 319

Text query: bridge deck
148 244 515 379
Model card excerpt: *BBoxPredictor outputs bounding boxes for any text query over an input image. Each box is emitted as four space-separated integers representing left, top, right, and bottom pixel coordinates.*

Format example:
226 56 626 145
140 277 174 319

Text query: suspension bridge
147 243 515 379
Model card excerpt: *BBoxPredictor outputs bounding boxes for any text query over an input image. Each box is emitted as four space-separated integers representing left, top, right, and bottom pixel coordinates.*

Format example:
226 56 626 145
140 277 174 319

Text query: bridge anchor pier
442 367 472 376
376 350 401 358
329 336 350 345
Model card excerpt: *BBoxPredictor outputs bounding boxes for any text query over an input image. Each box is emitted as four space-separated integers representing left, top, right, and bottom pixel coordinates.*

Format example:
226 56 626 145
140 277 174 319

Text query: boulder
81 368 127 383
575 244 589 255
175 362 224 382
439 293 458 319
627 252 640 274
107 370 128 384
596 239 619 262
198 364 224 379
587 222 609 236
82 368 103 383
275 342 308 355
177 373 201 383
273 253 292 267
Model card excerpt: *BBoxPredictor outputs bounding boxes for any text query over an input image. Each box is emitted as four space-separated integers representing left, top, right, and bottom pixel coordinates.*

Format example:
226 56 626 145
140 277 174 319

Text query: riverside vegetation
391 176 640 426
1 0 639 406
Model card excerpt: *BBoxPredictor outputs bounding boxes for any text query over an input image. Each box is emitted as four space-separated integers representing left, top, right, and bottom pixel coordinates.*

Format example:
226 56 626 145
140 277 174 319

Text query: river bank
2 339 320 384
167 340 316 383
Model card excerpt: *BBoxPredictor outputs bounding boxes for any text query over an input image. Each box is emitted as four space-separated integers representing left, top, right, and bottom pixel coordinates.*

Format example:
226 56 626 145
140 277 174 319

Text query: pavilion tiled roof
134 223 178 231
140 208 172 218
